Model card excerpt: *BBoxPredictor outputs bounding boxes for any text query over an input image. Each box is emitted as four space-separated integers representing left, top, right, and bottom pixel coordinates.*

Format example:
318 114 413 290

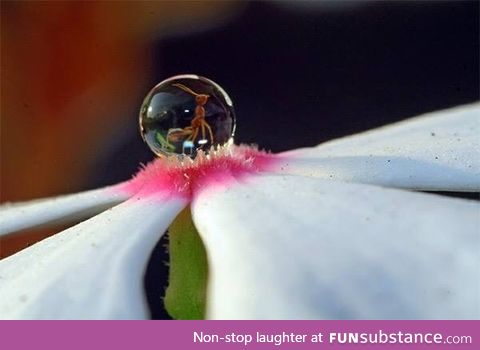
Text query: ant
167 83 214 145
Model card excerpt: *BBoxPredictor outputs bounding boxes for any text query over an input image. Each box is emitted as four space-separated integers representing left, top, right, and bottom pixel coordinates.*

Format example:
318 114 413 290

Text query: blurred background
1 0 478 317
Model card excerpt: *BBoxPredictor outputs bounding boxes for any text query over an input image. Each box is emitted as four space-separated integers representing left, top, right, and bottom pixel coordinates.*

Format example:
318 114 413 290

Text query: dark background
101 1 477 319
92 1 479 189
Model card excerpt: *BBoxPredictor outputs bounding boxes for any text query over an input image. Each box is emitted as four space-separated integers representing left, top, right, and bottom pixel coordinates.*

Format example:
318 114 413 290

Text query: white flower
0 103 479 320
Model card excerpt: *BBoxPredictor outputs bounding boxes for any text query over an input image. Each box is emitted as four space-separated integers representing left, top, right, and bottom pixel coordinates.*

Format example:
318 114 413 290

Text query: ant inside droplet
139 74 236 158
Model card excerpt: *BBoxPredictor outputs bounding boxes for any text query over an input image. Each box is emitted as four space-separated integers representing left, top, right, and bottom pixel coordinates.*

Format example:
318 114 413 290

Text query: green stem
164 207 208 319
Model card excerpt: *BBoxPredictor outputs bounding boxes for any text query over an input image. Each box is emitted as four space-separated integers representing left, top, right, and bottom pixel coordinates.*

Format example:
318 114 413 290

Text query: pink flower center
116 145 279 201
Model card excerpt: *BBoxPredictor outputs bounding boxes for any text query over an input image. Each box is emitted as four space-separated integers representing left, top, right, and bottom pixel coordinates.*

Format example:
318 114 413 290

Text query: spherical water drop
139 74 236 157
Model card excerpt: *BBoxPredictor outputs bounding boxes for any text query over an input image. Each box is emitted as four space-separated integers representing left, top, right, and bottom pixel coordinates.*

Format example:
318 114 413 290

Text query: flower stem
164 207 208 319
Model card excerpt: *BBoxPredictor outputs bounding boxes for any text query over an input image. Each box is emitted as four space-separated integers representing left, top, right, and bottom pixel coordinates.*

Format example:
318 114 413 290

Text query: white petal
192 174 480 319
0 194 186 319
278 103 480 191
0 184 129 237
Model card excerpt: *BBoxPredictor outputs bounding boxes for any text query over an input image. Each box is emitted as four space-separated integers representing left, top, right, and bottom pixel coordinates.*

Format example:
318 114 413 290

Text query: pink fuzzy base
115 145 280 201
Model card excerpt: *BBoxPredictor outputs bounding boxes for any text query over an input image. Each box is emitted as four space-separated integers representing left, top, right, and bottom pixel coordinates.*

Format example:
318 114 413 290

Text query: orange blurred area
0 1 241 258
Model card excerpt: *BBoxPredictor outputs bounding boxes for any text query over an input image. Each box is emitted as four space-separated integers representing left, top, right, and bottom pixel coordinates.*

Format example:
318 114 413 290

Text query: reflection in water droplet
139 75 236 158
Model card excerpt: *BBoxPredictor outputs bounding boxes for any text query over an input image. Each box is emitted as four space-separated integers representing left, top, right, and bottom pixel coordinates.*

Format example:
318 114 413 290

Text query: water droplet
139 75 236 157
